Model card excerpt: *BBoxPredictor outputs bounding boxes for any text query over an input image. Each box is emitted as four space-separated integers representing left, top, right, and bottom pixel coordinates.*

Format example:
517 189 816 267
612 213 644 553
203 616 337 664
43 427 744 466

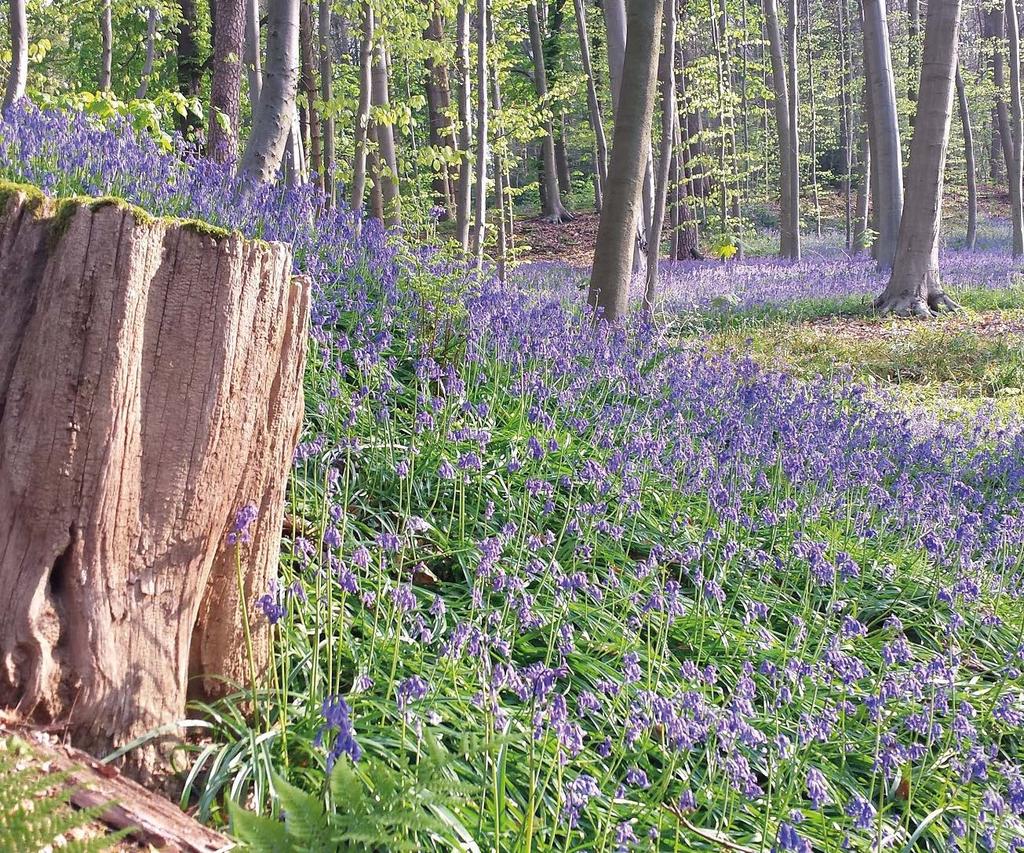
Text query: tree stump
0 187 309 779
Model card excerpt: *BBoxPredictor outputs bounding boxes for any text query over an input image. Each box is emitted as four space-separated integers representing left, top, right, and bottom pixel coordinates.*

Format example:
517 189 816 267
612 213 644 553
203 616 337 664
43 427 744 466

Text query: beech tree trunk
299 0 323 188
238 0 300 183
645 0 676 309
956 64 978 251
424 13 455 217
371 42 400 227
528 2 573 223
473 0 488 269
0 190 309 779
876 0 962 316
176 0 204 139
99 0 113 91
210 0 245 162
763 0 799 259
1008 0 1024 256
244 0 262 111
3 0 28 110
573 0 609 201
351 4 373 225
988 8 1014 182
454 3 473 251
587 0 663 323
136 7 160 99
603 0 650 272
318 0 335 204
862 0 904 270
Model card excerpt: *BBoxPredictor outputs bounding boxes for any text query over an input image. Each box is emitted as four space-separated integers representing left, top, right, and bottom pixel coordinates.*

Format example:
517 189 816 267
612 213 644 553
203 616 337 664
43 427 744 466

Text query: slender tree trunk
862 0 903 270
854 129 871 251
371 45 400 225
839 0 853 249
877 0 962 315
99 0 113 91
318 0 335 204
957 64 978 251
573 0 609 201
299 0 323 188
424 13 455 216
455 3 473 250
763 0 799 258
137 8 160 98
674 102 701 259
474 0 488 269
4 0 28 110
210 0 245 162
528 1 573 222
587 0 663 322
990 8 1015 182
1008 0 1024 256
645 0 677 309
804 0 821 236
351 5 373 224
784 0 800 257
244 0 262 111
487 7 508 278
175 0 204 139
238 0 300 183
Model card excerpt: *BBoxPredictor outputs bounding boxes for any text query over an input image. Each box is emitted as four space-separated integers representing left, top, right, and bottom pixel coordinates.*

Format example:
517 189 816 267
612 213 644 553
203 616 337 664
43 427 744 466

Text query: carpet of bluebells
6 106 1024 851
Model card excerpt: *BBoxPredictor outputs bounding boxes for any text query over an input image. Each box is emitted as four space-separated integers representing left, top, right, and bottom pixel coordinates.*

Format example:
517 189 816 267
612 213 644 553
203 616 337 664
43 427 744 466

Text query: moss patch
2 183 246 247
0 180 47 215
180 218 234 241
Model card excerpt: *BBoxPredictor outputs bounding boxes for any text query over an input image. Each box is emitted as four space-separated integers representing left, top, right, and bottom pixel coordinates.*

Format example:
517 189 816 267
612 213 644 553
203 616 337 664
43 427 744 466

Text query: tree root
873 290 962 319
538 208 576 224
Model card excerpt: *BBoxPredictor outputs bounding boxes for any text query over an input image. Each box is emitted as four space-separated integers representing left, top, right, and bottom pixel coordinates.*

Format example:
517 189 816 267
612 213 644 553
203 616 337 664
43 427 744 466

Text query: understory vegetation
5 108 1024 852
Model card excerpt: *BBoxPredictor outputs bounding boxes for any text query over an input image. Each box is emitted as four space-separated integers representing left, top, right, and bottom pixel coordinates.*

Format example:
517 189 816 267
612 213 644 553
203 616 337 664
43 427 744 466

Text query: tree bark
454 3 473 250
528 2 573 222
876 0 962 316
862 0 903 270
0 190 309 779
573 0 609 201
853 127 871 252
99 0 113 91
988 8 1014 182
371 42 400 227
474 0 488 269
3 0 28 110
238 0 300 183
424 12 455 216
299 0 323 189
136 8 160 98
1008 0 1024 256
351 4 373 227
318 0 335 204
244 0 262 111
210 0 245 162
587 0 663 323
784 0 800 256
603 0 650 270
175 0 204 140
956 64 978 251
645 0 676 309
763 0 799 258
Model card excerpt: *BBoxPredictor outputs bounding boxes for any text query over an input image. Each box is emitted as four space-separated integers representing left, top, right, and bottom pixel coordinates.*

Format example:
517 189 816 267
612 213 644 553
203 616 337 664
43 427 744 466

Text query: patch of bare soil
515 212 600 265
